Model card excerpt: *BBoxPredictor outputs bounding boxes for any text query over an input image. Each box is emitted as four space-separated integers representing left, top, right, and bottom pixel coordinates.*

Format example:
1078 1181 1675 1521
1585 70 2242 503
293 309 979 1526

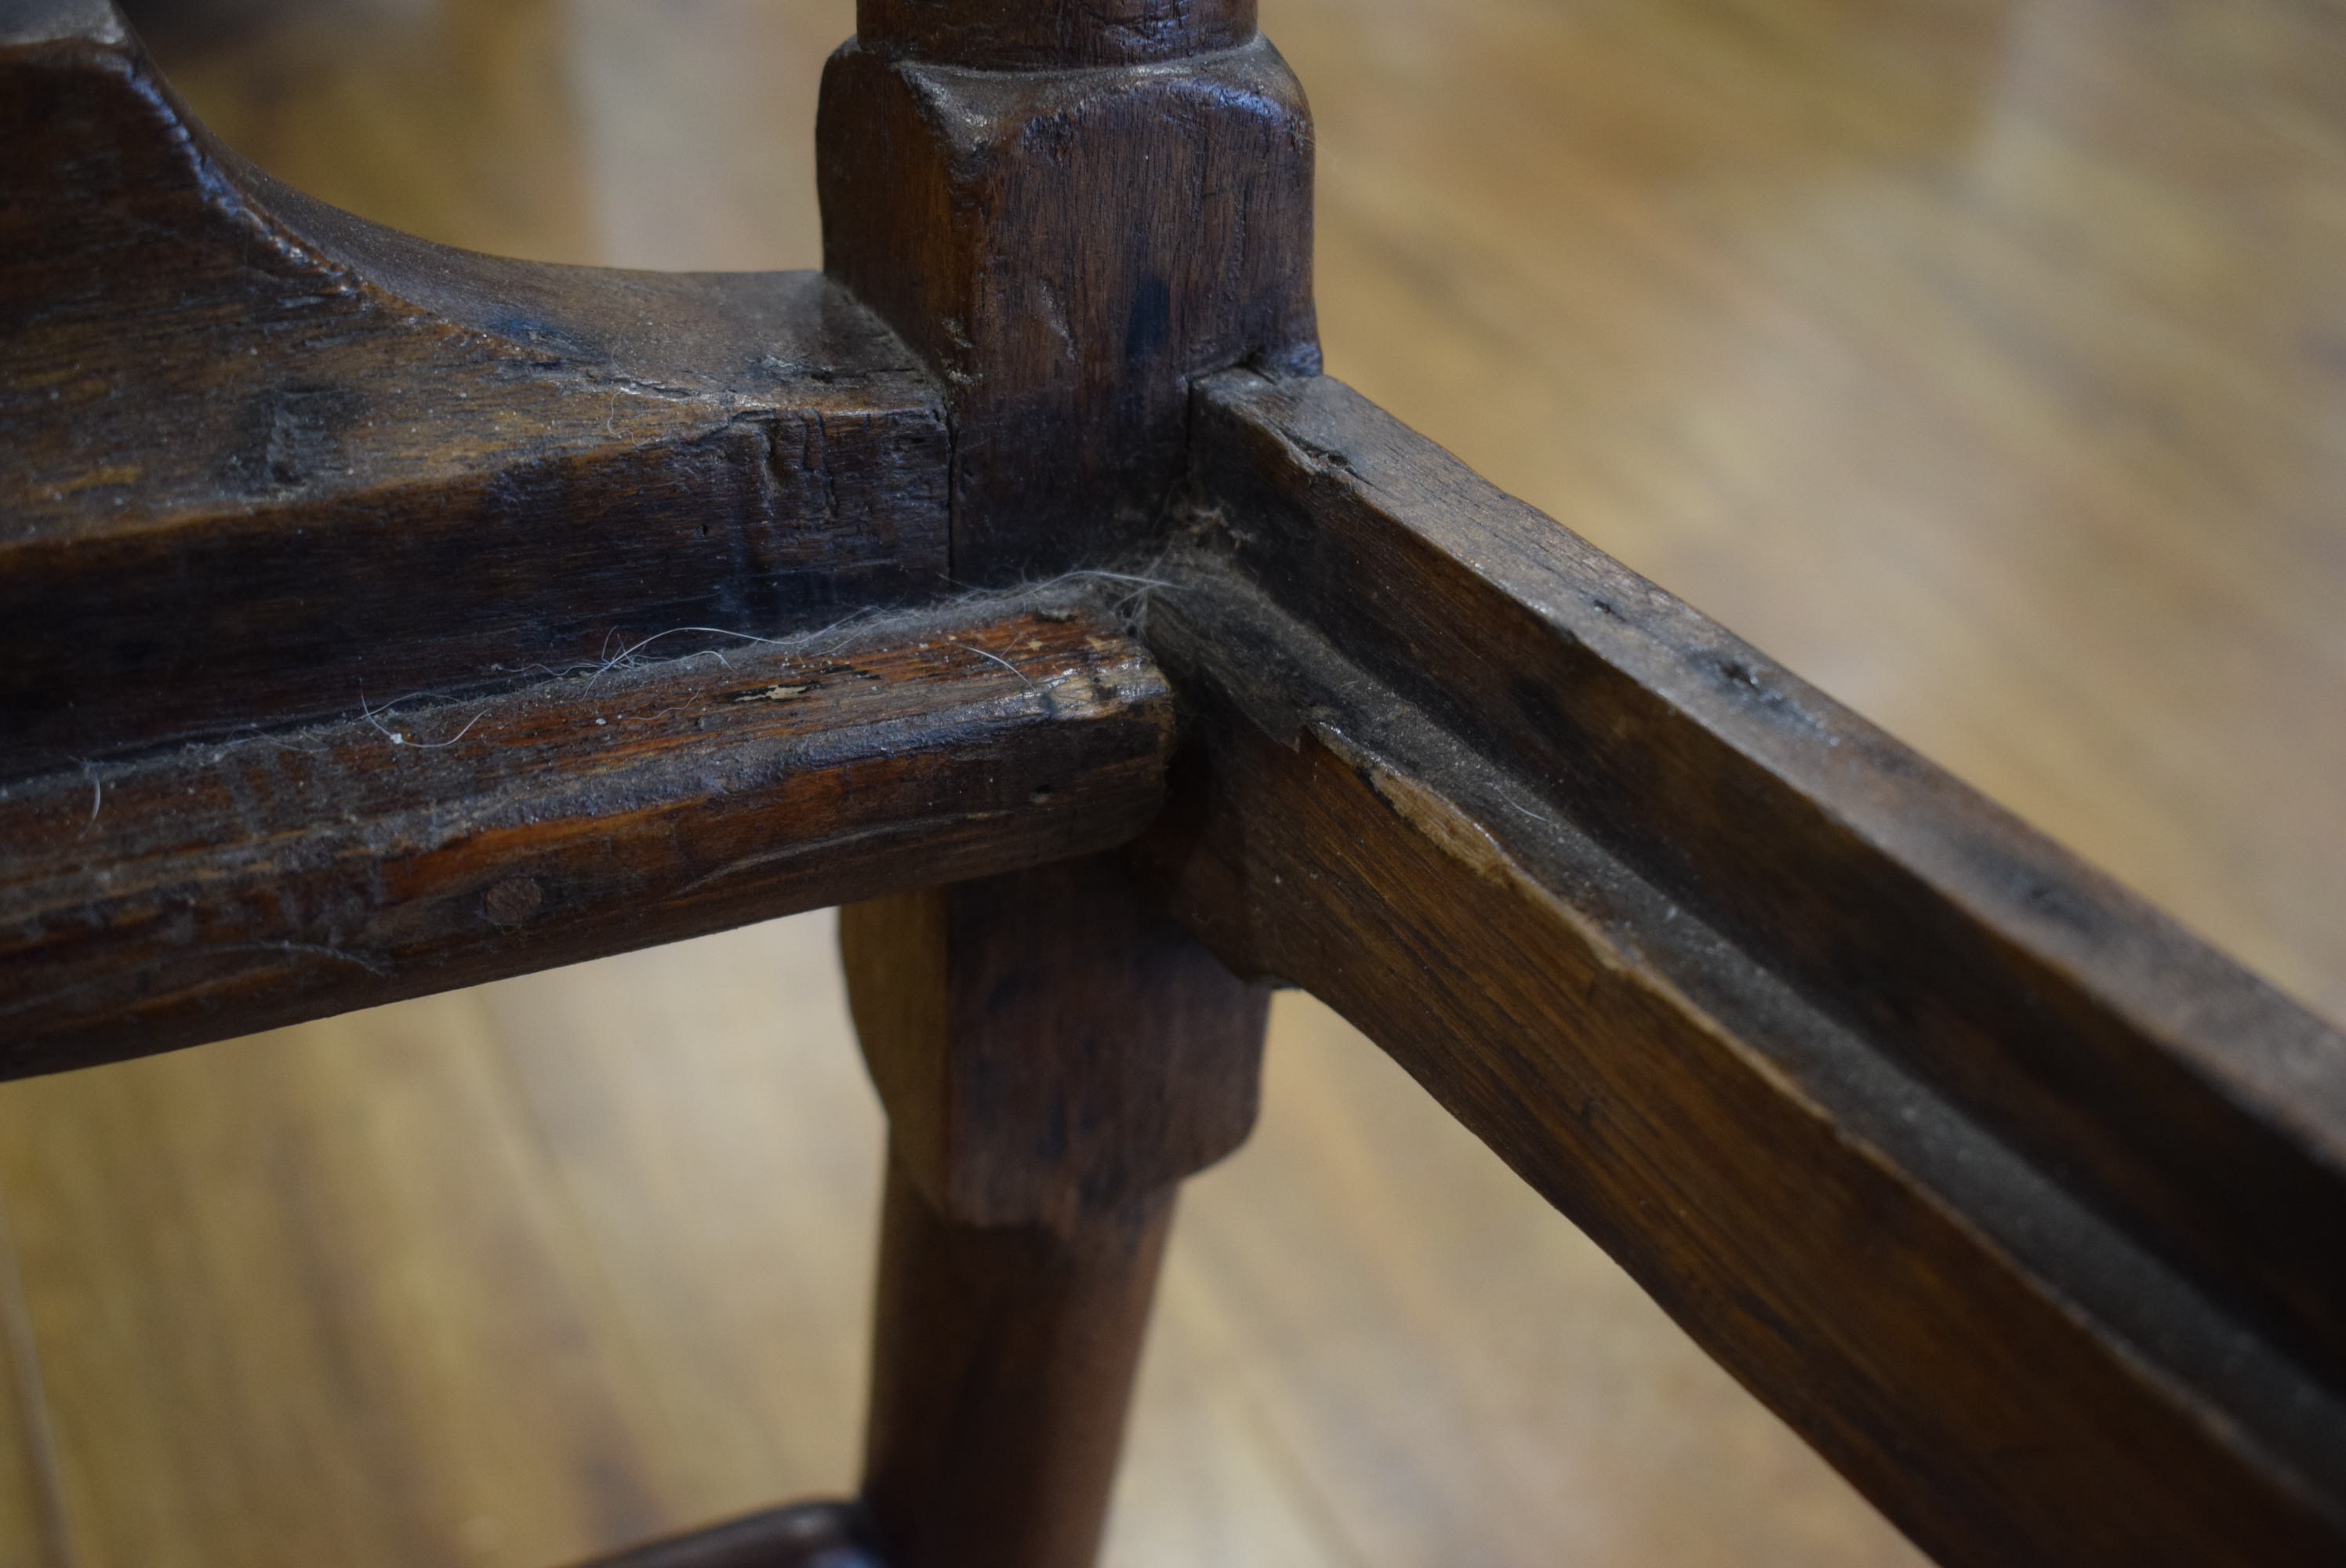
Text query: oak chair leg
862 1158 1174 1568
841 857 1270 1568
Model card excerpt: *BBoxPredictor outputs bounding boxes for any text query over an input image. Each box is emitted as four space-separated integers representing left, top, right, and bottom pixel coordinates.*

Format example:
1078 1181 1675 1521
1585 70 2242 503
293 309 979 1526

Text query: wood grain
842 858 1267 1234
858 1157 1172 1568
1135 554 2346 1566
0 2 947 774
816 29 1316 578
815 12 1301 1562
841 855 1268 1566
1182 368 2346 1405
5 0 2340 1564
0 1195 66 1568
0 993 699 1568
0 597 1174 1076
1286 0 2346 1028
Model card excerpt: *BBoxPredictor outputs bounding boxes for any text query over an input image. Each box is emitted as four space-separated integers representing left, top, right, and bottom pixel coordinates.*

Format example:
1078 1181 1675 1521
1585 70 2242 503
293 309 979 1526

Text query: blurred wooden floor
5 0 2344 1563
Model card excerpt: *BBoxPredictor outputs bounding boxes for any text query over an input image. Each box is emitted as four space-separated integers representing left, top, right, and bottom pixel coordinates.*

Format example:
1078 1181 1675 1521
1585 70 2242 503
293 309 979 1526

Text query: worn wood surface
0 596 1173 1076
858 1160 1171 1568
842 858 1267 1235
1294 0 2346 1033
1141 566 2346 1566
3 0 2341 1564
0 0 947 775
1135 381 2346 1564
842 857 1268 1566
1184 369 2346 1405
816 20 1315 578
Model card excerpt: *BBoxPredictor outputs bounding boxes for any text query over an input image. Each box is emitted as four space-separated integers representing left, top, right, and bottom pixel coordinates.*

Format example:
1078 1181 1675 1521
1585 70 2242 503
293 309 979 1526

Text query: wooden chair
5 2 2343 1564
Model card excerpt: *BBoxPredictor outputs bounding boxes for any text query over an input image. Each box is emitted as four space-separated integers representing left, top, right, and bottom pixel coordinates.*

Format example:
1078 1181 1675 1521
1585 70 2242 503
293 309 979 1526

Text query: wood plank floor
5 0 2341 1563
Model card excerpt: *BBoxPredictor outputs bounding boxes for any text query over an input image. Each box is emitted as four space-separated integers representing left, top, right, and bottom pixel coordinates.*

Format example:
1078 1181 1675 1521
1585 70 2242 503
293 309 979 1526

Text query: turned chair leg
861 1158 1174 1568
841 857 1269 1568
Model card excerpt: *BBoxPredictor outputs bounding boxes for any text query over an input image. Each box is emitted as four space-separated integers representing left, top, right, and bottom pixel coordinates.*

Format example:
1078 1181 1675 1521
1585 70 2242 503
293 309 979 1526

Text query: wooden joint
1128 367 2346 1566
0 595 1175 1075
841 855 1269 1236
2 4 953 774
815 30 1317 579
841 855 1267 1567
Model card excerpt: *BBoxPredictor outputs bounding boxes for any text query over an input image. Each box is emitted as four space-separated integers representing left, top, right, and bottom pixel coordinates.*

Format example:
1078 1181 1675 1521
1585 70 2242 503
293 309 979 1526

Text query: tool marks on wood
0 9 949 774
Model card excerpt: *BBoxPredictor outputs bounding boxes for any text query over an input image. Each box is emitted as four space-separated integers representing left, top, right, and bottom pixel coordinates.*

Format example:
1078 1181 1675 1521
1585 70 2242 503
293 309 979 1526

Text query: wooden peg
815 1 1317 578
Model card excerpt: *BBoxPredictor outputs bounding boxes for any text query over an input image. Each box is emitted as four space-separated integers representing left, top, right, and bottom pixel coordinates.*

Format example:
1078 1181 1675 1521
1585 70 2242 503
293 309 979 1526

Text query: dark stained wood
854 0 1258 69
817 11 1291 1563
1180 368 2346 1412
815 27 1315 579
565 1501 882 1568
0 596 1173 1078
840 857 1269 1567
14 0 2344 1563
1127 383 2346 1566
841 855 1267 1233
858 1156 1171 1568
0 2 949 775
